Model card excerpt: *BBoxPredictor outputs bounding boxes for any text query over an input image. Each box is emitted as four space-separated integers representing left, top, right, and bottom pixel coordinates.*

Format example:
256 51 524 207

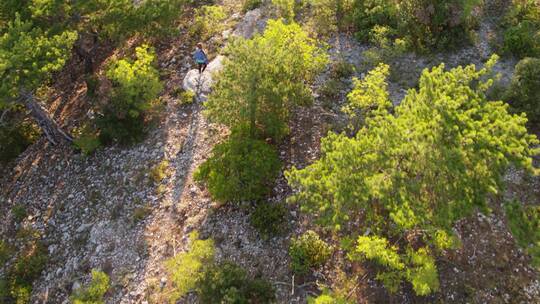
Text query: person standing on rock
193 43 209 74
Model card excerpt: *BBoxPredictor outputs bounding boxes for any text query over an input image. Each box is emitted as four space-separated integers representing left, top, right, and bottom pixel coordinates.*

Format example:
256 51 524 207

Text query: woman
193 43 209 74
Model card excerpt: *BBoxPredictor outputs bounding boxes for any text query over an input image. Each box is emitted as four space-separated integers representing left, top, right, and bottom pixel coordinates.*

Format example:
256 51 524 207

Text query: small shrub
0 240 14 266
305 0 339 37
4 242 48 303
505 200 540 270
198 262 276 304
289 231 332 275
133 205 152 223
179 90 195 105
250 202 288 239
165 232 215 301
0 118 39 164
73 123 101 155
331 60 356 79
97 111 146 145
308 289 350 304
191 5 228 40
352 0 397 42
194 134 281 203
0 278 9 303
351 236 440 295
15 227 40 241
362 25 407 67
273 0 295 21
11 204 27 223
320 79 346 101
165 232 275 303
70 269 110 304
504 57 540 123
502 0 540 58
85 75 100 99
352 0 481 51
150 160 170 184
243 0 263 12
503 21 540 58
98 44 163 145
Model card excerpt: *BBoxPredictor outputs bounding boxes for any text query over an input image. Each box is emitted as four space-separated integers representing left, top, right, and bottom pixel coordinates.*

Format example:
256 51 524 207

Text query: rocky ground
1 1 539 303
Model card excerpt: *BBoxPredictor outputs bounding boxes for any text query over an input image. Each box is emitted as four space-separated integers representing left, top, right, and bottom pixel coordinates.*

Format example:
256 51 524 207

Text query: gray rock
72 281 82 292
222 29 232 40
76 223 92 233
232 9 263 39
182 55 224 99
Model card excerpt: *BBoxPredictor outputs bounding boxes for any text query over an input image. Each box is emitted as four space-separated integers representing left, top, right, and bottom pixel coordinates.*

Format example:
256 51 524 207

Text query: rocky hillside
1 0 539 303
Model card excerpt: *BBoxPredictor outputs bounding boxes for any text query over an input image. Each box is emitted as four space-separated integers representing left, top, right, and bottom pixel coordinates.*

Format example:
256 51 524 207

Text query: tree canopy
286 55 540 294
204 19 328 140
0 15 76 106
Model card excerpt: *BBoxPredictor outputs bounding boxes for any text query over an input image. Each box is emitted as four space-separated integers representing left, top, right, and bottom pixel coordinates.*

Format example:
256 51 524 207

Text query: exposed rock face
232 8 265 39
182 55 224 101
182 8 267 101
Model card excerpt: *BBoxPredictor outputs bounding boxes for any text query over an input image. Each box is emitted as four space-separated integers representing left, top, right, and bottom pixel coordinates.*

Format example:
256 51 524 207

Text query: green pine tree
0 14 77 144
286 55 539 295
203 19 328 141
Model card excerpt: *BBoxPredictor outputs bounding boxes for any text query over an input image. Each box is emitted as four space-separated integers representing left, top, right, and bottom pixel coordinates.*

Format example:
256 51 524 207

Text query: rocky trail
1 2 539 304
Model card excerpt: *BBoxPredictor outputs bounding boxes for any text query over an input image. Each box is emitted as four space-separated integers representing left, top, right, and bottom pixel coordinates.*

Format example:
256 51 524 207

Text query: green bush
198 262 275 304
505 57 540 123
250 202 288 239
74 0 187 41
352 0 397 41
194 134 281 203
273 0 296 21
286 56 540 296
304 0 339 37
165 232 275 303
85 75 100 99
352 236 439 295
320 79 346 101
165 232 215 301
11 204 27 223
503 21 540 58
502 0 540 58
331 60 356 79
362 25 407 67
190 5 227 40
0 240 14 266
0 278 9 303
0 118 38 164
150 160 170 184
289 231 332 275
178 90 195 105
204 20 328 141
132 205 152 223
73 123 101 155
352 0 481 50
243 0 263 12
3 242 48 303
71 269 110 304
308 289 350 304
98 44 163 145
505 200 540 270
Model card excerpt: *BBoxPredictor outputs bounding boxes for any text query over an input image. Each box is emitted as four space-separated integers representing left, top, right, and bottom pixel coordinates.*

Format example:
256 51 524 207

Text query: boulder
182 8 266 100
232 8 264 39
182 55 224 100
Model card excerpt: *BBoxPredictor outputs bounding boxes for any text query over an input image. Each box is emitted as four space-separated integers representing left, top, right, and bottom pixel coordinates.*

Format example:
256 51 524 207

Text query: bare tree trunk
19 90 73 145
0 109 8 126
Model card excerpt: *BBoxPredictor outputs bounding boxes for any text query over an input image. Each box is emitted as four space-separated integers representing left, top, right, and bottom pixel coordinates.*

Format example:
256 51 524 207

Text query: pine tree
0 15 77 145
286 55 540 295
203 19 328 141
